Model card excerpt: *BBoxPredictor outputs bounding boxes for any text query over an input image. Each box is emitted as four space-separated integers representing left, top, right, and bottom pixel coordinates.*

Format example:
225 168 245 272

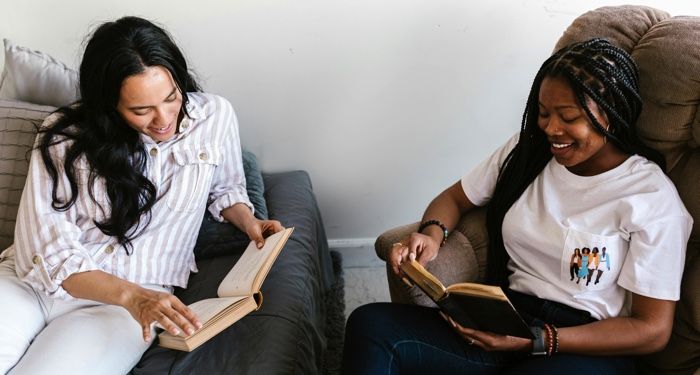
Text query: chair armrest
374 207 489 306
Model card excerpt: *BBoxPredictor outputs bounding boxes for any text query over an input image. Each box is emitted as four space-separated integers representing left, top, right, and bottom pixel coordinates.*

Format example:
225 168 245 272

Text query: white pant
0 254 164 375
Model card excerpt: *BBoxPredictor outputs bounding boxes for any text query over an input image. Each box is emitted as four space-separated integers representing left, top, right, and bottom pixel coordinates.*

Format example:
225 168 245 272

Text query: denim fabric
342 292 636 375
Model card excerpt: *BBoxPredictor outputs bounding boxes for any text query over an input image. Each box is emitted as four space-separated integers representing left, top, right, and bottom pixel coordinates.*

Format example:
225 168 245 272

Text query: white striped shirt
5 93 252 299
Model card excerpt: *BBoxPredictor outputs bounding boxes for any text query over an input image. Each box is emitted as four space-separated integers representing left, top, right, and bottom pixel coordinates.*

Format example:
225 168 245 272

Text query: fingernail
186 328 194 335
145 335 151 341
173 329 180 335
257 242 263 248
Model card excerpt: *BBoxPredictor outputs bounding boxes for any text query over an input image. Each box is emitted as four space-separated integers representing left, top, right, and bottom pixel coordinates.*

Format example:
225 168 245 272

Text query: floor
335 244 391 320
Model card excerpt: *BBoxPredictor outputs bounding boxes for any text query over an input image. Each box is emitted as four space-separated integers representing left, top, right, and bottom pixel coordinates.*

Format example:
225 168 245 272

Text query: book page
217 228 293 297
400 260 447 301
447 283 508 301
160 296 247 337
189 296 248 323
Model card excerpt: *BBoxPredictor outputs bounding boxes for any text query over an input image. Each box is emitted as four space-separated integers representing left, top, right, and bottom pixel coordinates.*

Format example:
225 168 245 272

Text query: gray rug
323 250 345 375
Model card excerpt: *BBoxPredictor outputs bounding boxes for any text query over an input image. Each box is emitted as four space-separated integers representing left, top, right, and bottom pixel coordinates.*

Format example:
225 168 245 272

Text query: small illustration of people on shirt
594 247 611 285
576 247 591 284
586 247 600 286
569 248 581 281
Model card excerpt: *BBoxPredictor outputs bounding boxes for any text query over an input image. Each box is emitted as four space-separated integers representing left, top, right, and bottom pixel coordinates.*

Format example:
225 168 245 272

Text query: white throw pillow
0 39 78 107
0 99 55 249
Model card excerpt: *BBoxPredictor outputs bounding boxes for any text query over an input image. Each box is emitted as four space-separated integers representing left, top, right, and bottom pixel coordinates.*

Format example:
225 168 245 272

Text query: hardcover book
158 227 294 351
400 260 533 339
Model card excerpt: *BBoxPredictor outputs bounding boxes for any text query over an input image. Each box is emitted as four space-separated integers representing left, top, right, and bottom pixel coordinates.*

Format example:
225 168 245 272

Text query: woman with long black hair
0 16 282 374
342 39 692 374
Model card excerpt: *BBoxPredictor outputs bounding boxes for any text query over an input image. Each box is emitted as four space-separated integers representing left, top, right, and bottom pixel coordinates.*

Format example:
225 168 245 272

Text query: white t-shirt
461 134 693 320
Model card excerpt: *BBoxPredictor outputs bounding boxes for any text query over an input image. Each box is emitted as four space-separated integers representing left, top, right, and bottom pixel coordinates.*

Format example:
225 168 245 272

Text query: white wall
2 0 699 245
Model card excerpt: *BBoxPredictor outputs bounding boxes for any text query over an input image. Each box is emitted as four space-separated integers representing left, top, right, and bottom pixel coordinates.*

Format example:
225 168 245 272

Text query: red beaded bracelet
543 324 559 356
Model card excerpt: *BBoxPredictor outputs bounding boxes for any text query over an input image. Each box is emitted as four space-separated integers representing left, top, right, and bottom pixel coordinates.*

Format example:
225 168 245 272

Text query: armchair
375 5 699 374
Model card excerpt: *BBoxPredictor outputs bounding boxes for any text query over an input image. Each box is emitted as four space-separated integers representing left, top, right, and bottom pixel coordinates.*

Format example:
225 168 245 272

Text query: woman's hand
440 312 531 352
245 218 285 248
388 232 440 276
123 286 202 341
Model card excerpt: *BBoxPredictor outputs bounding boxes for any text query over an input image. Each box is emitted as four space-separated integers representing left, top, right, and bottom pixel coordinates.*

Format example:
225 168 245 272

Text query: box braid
484 38 665 286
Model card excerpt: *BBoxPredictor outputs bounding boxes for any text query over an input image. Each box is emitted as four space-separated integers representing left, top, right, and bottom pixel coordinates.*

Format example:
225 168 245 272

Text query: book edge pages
446 283 509 301
157 295 258 351
400 260 447 301
216 227 294 297
251 227 294 292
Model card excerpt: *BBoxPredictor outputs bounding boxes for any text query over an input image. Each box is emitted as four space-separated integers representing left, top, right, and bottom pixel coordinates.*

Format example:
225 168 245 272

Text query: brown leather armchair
375 6 699 374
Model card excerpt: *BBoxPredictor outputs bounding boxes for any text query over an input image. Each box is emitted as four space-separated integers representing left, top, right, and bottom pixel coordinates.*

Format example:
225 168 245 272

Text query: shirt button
105 245 114 254
199 152 208 161
181 120 190 130
150 148 158 157
32 255 42 264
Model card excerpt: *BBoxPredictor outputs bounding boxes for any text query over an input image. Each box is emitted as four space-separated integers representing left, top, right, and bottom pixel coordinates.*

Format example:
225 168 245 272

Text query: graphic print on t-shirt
562 228 616 290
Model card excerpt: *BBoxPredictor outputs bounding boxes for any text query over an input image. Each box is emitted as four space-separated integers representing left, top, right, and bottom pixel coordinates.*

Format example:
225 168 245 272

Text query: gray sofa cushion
132 170 334 375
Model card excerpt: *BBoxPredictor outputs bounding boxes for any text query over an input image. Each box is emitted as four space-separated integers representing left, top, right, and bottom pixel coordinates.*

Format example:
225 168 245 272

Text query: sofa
375 5 699 375
0 42 336 373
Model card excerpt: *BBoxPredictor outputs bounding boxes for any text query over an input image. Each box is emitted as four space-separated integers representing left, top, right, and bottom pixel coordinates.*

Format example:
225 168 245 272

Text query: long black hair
484 38 664 286
38 16 201 251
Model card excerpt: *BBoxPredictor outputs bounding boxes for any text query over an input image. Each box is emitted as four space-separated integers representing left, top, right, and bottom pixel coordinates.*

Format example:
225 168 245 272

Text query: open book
400 260 533 339
158 227 294 351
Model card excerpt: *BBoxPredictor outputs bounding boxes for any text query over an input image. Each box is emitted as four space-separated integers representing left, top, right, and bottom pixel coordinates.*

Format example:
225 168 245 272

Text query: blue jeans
342 290 636 374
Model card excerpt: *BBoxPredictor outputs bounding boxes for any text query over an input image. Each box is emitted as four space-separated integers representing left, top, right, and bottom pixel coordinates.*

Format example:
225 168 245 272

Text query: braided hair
484 38 664 286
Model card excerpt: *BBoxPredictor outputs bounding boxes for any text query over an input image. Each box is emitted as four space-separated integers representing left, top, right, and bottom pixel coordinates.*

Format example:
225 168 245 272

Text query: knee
346 303 387 336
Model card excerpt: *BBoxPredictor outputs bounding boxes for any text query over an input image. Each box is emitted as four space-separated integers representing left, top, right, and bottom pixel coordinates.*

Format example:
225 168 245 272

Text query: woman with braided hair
342 39 692 374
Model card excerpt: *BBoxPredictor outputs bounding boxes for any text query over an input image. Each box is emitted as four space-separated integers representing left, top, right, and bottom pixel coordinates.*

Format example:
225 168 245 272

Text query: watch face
530 326 547 356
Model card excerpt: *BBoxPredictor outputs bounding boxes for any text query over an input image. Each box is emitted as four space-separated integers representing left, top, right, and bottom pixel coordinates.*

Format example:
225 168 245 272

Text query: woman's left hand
440 312 532 352
245 219 285 248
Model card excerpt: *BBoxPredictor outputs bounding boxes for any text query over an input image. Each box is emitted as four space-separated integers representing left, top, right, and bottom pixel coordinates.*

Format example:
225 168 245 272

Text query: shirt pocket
560 228 623 292
167 145 222 212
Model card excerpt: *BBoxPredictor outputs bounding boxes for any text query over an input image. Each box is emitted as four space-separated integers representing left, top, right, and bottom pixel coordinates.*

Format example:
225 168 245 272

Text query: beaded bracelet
542 323 560 356
550 324 559 355
543 324 554 356
418 219 449 246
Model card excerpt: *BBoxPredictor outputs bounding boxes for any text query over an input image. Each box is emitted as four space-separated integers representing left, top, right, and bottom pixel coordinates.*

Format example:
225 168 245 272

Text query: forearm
558 297 675 355
559 317 666 355
62 269 141 307
419 182 475 244
221 202 256 232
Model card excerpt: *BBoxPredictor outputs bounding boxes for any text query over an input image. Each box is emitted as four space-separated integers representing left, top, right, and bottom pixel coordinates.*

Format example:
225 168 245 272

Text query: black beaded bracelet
418 219 449 246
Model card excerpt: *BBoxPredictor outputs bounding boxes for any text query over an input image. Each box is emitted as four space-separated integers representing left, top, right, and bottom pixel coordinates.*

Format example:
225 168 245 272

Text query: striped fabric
5 93 252 299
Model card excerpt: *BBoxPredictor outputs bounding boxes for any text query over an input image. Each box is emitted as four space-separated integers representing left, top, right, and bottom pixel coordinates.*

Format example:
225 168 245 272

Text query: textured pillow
192 150 268 260
242 149 268 220
0 39 79 107
0 99 54 250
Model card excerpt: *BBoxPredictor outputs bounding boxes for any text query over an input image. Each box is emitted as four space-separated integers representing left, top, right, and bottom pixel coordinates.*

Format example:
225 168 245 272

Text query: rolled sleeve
208 189 254 222
19 249 100 300
206 96 253 222
13 142 100 300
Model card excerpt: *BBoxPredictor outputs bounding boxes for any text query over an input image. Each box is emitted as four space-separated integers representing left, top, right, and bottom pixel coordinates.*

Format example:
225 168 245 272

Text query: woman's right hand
123 286 202 341
388 232 440 276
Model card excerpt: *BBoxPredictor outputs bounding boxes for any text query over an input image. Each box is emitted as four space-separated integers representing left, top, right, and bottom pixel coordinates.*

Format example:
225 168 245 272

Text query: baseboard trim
328 237 376 249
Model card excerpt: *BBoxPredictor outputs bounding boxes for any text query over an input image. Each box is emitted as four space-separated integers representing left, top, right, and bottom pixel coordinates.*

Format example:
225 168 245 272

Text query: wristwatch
530 326 547 356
